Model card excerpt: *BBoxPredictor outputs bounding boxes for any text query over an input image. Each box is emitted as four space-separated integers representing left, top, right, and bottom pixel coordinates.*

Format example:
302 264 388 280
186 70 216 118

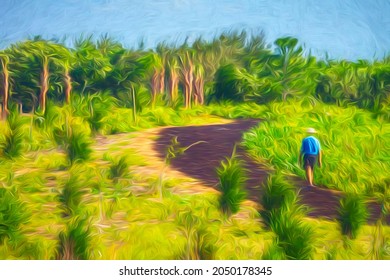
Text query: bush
58 176 87 217
262 240 286 260
269 211 315 260
260 173 302 227
108 155 129 182
0 111 26 159
338 194 368 239
71 92 118 134
217 149 247 216
0 188 30 245
67 131 92 164
57 217 92 260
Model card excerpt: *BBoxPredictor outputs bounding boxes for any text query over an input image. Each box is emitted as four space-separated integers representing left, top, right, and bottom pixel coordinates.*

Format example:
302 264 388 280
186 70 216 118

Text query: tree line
0 32 389 119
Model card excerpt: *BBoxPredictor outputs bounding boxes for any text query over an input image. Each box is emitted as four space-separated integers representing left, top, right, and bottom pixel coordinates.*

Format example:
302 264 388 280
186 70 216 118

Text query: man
299 128 322 187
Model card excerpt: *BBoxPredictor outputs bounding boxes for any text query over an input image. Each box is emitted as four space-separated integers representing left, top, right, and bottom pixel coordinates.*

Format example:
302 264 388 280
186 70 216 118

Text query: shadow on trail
154 119 389 224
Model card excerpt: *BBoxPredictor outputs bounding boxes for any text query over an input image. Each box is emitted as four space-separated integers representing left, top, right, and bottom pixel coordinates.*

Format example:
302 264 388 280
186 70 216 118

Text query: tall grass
260 173 314 260
70 93 118 134
0 188 29 245
338 194 368 239
217 147 247 216
0 111 26 159
58 172 88 217
66 131 92 164
107 155 129 182
269 212 315 260
243 101 390 194
260 172 303 227
57 217 92 260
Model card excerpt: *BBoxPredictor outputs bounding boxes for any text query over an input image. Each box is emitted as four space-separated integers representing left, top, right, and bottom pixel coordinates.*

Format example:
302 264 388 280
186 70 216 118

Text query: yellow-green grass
242 101 390 195
1 102 389 260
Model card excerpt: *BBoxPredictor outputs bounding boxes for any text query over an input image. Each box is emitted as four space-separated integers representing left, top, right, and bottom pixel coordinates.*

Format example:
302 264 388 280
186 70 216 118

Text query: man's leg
305 165 313 186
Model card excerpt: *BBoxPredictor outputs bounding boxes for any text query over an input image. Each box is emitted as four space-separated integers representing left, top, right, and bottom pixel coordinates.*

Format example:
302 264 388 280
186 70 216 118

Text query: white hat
306 128 317 134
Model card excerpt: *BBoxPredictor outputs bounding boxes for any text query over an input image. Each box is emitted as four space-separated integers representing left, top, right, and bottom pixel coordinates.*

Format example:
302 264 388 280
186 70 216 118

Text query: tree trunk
151 69 159 108
169 68 179 105
159 68 165 94
131 85 137 123
39 57 49 114
193 74 204 106
1 59 10 118
184 63 193 109
64 68 72 104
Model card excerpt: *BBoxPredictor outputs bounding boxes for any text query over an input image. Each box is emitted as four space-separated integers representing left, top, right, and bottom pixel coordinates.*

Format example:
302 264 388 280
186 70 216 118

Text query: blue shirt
301 136 321 155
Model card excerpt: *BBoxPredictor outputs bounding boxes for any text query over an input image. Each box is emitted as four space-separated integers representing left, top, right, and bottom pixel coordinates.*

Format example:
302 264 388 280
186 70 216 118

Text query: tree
179 49 194 109
263 37 317 102
166 50 180 105
0 52 10 118
7 40 74 113
71 37 112 95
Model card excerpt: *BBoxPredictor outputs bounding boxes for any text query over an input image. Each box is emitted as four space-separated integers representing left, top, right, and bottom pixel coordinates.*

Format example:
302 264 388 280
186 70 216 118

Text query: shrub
262 240 286 260
67 131 92 164
217 148 247 216
0 188 30 245
260 173 301 227
338 194 368 239
0 111 26 159
72 92 118 134
108 155 129 182
58 170 88 217
269 211 315 260
57 217 91 260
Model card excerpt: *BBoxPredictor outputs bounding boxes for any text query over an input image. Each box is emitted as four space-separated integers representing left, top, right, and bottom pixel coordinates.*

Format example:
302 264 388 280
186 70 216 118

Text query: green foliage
260 173 302 227
259 172 314 260
0 111 26 159
338 194 368 239
67 130 92 164
1 32 390 261
45 105 92 164
58 172 88 217
73 93 118 133
57 218 92 260
269 212 315 260
243 102 390 194
217 148 247 215
107 155 129 182
262 240 286 260
0 188 30 245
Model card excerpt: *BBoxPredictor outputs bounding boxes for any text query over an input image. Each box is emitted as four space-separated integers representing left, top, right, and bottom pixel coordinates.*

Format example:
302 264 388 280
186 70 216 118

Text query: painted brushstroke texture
1 0 390 60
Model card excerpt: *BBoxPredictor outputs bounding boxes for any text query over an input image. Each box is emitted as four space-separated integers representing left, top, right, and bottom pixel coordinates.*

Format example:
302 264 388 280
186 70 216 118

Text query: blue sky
1 0 390 60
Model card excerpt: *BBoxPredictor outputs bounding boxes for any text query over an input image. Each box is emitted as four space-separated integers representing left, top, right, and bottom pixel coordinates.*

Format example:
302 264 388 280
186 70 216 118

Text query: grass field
0 101 389 260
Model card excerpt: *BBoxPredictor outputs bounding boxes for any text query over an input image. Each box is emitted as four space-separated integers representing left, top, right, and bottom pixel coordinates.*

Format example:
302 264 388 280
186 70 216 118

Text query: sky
1 0 390 61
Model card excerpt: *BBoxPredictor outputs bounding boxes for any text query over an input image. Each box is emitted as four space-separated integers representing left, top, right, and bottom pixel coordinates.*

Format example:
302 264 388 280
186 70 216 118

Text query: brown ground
154 119 389 224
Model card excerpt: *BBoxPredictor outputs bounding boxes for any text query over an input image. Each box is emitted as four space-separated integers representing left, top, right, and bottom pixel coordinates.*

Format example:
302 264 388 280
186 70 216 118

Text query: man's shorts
303 154 318 169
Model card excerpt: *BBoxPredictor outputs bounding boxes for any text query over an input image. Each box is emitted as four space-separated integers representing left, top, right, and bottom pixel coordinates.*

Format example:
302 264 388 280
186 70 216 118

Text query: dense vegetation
1 33 389 118
0 32 389 260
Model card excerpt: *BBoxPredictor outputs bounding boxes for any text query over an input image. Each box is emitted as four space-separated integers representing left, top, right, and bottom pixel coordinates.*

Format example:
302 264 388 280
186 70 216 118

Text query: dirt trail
154 119 389 224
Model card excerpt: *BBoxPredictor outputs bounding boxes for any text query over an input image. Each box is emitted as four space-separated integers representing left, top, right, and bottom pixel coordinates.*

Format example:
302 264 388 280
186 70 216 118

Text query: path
154 119 389 224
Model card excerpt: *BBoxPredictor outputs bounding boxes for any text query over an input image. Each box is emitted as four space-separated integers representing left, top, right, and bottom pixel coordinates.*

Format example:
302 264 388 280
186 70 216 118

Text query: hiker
299 128 322 187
